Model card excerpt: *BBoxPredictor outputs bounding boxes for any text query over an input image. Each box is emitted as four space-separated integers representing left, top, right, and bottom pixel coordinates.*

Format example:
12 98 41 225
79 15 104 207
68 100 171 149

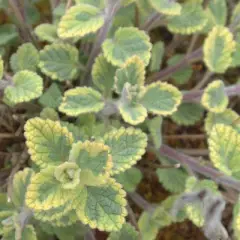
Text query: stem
147 48 203 82
193 70 213 90
183 83 240 102
83 0 123 85
187 34 199 56
140 12 162 32
159 145 240 192
84 229 96 240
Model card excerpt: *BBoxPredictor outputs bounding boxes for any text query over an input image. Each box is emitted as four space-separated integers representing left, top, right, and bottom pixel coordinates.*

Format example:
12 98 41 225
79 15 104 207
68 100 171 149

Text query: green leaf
24 118 74 168
39 83 62 109
59 87 104 116
171 102 204 126
136 0 153 18
4 71 43 105
140 82 182 115
114 56 145 94
201 80 228 113
26 166 77 211
208 124 240 176
0 211 14 235
167 2 207 34
156 167 187 193
205 109 240 134
39 43 79 81
203 0 227 32
167 54 193 85
102 27 152 67
149 0 181 15
0 24 19 46
147 116 162 148
233 198 240 239
34 24 58 43
92 54 117 97
75 0 104 8
104 127 147 174
58 4 104 39
10 43 39 73
149 41 164 72
203 26 236 73
3 225 37 240
75 179 127 231
0 55 3 79
231 33 240 68
107 223 139 240
69 141 112 179
12 168 34 208
114 167 142 192
230 2 240 31
40 108 59 121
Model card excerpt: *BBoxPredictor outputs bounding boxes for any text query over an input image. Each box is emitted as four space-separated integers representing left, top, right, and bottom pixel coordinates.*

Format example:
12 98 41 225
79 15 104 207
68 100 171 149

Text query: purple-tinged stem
140 12 162 32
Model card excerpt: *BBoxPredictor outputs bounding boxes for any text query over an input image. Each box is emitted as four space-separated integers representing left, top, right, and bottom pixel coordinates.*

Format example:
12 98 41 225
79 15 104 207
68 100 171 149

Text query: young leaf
38 83 62 109
69 141 112 179
3 225 37 240
147 116 163 148
102 27 152 67
104 127 147 174
208 124 240 175
58 4 104 39
24 118 74 168
114 56 145 94
39 43 79 81
12 168 34 208
167 2 207 34
114 167 142 192
149 41 164 72
107 223 139 240
4 71 43 105
26 166 77 211
167 54 193 85
74 179 127 231
203 26 236 73
34 24 58 43
0 24 19 46
171 102 204 126
10 43 39 73
139 82 182 116
205 109 240 134
59 87 104 116
201 80 229 113
92 54 117 97
149 0 181 16
0 56 3 79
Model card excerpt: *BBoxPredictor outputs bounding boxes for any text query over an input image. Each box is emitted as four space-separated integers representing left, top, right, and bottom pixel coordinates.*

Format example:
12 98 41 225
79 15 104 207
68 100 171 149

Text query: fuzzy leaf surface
34 24 58 43
150 41 164 72
149 0 181 15
147 116 162 148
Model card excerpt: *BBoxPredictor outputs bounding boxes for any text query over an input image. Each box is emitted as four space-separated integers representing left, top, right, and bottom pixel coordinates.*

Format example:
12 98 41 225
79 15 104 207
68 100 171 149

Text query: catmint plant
0 0 240 239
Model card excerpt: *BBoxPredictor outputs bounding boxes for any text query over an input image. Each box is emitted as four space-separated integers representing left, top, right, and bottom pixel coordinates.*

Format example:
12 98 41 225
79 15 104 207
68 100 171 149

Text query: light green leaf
156 167 187 193
149 41 164 72
92 54 117 97
233 198 240 239
10 43 39 73
140 82 182 115
203 26 236 73
40 108 59 121
203 0 227 32
0 55 3 79
4 71 43 105
201 80 228 113
39 43 79 81
47 210 78 227
149 0 181 15
59 87 104 116
102 27 152 67
58 4 104 39
75 179 127 231
114 56 145 94
75 0 104 8
171 102 204 126
3 225 37 240
167 2 207 34
0 24 19 46
0 211 14 235
104 127 147 174
26 166 77 211
12 168 34 208
34 24 58 43
136 0 153 18
230 2 240 31
205 108 240 134
114 167 142 192
208 124 240 175
108 223 139 240
147 116 162 148
24 117 74 168
231 33 240 68
167 54 193 85
38 83 62 109
69 141 112 179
